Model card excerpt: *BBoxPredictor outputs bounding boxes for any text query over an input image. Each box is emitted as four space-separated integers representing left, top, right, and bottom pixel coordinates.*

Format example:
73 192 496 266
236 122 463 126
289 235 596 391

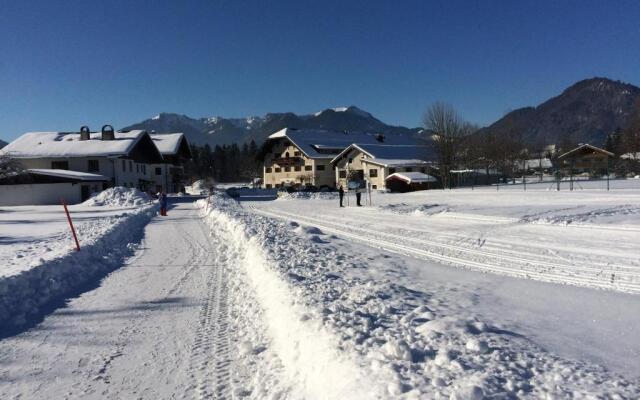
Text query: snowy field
0 184 639 399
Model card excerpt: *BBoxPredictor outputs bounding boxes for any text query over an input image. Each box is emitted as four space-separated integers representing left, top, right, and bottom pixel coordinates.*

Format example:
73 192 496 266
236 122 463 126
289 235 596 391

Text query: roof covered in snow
331 143 430 166
267 128 415 159
558 144 614 159
1 130 149 159
27 169 110 181
150 133 190 156
385 172 437 183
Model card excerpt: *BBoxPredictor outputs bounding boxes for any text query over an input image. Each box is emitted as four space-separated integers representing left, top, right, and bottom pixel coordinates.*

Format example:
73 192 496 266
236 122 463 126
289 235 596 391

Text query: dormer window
285 152 290 158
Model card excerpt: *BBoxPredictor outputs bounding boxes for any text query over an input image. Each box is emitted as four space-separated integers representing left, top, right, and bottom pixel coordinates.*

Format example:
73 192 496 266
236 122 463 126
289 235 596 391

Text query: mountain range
0 140 7 149
124 106 422 148
478 77 640 148
124 77 640 150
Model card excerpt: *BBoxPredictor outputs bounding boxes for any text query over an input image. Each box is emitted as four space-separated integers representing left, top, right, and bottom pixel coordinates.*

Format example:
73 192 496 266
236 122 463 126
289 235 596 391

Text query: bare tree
423 102 473 188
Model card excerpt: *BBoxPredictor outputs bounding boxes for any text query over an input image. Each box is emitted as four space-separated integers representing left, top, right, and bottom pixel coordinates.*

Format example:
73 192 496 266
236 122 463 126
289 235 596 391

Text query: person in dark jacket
159 192 168 216
338 185 344 207
356 189 362 206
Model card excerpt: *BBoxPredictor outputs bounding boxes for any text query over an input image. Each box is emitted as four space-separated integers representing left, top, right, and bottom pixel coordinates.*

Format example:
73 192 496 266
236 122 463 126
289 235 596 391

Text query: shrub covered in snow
83 187 152 207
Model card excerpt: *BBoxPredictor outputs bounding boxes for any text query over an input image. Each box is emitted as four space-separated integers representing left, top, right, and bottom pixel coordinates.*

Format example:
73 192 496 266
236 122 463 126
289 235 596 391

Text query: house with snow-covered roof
331 143 432 190
149 133 192 193
262 128 415 189
1 126 164 199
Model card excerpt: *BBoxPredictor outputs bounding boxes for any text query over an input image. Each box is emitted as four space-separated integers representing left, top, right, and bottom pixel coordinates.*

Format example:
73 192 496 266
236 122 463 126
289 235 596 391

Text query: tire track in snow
68 209 209 397
252 207 640 294
183 239 232 400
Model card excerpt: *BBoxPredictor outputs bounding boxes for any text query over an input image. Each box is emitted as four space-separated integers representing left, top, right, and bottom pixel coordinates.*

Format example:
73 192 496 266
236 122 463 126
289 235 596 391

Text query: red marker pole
61 198 81 251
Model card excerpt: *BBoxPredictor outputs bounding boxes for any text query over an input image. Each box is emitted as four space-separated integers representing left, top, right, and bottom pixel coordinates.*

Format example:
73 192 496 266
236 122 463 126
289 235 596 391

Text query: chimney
101 125 115 141
80 125 90 141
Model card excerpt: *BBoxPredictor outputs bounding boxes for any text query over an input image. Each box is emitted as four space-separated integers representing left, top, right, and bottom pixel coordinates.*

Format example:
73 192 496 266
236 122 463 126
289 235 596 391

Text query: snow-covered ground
0 188 156 332
1 184 639 398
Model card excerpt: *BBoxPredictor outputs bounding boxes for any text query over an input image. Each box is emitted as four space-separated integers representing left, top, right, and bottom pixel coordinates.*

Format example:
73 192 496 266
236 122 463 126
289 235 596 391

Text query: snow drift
83 187 152 207
0 203 156 335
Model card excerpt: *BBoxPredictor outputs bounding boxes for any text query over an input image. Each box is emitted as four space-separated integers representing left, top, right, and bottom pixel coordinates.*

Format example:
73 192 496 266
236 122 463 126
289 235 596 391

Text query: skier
338 185 345 207
159 192 168 216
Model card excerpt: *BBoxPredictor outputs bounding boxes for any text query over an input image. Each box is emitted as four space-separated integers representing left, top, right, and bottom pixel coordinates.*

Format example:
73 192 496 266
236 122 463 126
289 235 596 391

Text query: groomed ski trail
251 206 640 293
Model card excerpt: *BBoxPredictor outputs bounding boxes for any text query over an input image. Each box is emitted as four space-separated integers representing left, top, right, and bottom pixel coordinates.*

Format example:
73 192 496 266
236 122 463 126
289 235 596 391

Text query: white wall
0 183 82 206
17 157 153 190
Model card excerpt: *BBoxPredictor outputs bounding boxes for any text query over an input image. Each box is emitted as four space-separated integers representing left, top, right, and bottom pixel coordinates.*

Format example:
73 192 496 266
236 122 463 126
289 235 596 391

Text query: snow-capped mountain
124 106 421 147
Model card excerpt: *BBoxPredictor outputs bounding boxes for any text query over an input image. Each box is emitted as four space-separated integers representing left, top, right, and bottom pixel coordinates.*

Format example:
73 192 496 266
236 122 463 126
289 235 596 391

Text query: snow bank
204 194 640 398
198 195 389 399
0 204 156 334
186 179 209 195
83 187 152 207
277 191 338 201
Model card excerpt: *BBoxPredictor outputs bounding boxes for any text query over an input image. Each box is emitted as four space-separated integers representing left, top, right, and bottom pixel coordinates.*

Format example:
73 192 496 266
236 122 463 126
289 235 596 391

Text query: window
155 167 162 175
266 167 272 173
316 164 325 171
339 170 347 178
294 166 301 171
122 160 126 172
51 161 69 170
389 168 396 174
88 159 99 172
372 185 377 189
142 165 146 174
129 160 133 172
369 169 378 177
284 167 291 172
305 165 312 171
405 167 413 172
136 164 139 173
285 152 290 158
266 184 272 189
294 151 301 157
275 168 281 173
421 167 426 173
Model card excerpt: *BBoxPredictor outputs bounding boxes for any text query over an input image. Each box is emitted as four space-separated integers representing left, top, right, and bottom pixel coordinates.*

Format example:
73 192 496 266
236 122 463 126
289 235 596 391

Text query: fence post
61 198 80 251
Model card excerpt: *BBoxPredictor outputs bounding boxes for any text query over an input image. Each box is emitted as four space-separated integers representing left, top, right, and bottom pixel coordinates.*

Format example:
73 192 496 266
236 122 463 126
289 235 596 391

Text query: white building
0 169 110 205
150 133 193 193
262 128 418 189
1 126 165 193
331 143 432 190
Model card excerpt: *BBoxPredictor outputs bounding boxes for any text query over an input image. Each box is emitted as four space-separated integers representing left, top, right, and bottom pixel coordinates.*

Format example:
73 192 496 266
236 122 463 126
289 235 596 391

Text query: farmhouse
331 143 431 190
1 126 164 192
150 133 193 193
558 143 613 176
262 128 415 189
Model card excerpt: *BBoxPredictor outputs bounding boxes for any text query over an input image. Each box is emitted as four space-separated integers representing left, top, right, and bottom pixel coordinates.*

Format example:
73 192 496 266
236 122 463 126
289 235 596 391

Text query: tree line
184 140 263 183
423 100 640 187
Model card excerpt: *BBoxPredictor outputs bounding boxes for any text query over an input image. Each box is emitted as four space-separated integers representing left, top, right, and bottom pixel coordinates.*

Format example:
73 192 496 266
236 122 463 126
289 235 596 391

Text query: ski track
251 206 640 293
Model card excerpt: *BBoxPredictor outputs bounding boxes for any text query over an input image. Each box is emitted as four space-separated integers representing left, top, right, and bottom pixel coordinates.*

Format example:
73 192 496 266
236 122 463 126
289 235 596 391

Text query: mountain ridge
124 106 422 147
478 77 640 148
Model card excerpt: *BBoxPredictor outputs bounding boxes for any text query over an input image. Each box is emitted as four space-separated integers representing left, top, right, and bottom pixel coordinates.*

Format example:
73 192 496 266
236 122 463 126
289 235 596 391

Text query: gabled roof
150 133 186 155
331 143 429 166
1 130 151 159
267 128 414 159
558 143 614 159
386 172 437 183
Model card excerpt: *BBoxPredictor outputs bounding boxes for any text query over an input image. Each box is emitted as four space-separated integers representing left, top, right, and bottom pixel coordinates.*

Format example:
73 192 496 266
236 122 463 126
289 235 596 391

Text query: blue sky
1 0 640 141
